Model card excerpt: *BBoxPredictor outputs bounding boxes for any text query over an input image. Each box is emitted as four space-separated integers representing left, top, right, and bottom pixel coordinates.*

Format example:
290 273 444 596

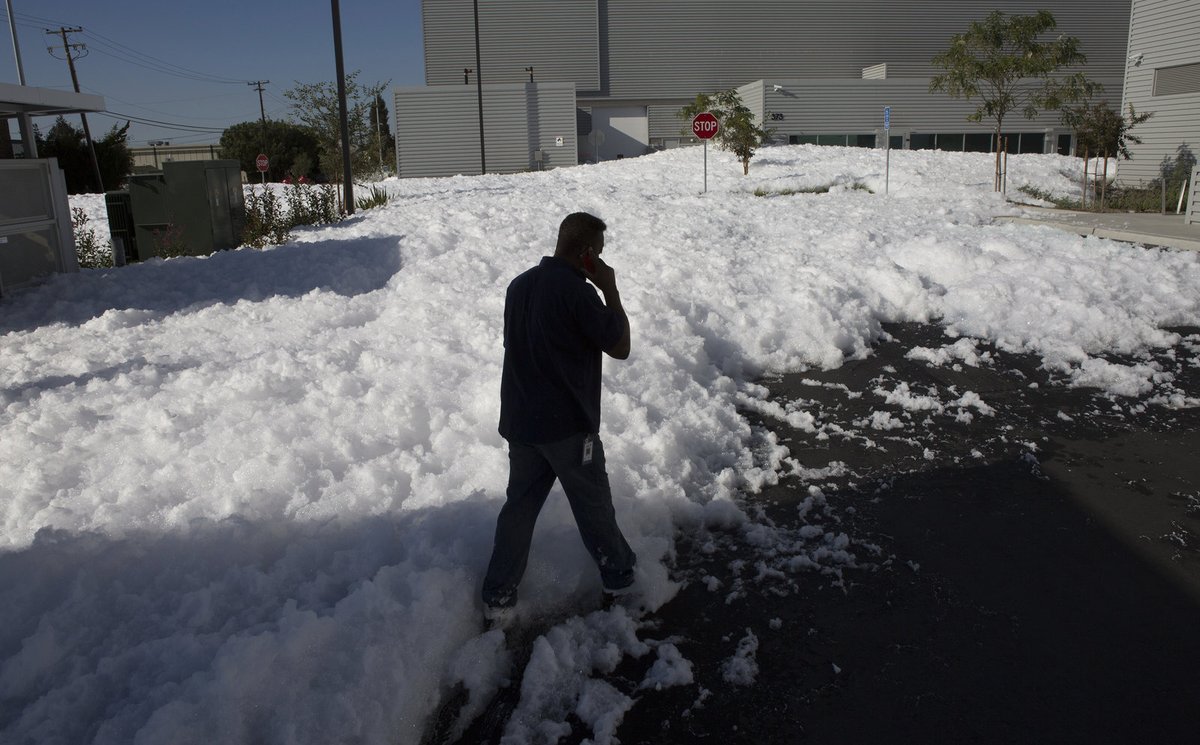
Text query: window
910 133 934 150
1154 62 1200 96
1057 134 1073 156
817 134 847 146
964 133 992 153
889 135 903 149
935 133 964 152
1017 133 1044 154
854 134 877 148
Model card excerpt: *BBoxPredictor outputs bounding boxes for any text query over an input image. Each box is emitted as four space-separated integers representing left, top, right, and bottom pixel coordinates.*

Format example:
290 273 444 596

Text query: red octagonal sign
692 112 719 140
255 153 269 172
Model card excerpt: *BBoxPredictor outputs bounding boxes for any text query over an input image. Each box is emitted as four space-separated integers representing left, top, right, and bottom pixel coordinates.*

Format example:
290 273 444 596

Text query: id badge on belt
582 435 594 465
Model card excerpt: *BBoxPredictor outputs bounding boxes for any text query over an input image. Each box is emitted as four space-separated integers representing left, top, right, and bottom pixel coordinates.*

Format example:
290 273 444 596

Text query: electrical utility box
129 160 245 259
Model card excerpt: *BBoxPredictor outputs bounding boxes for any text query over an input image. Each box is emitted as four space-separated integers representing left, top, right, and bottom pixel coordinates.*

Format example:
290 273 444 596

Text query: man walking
483 212 637 626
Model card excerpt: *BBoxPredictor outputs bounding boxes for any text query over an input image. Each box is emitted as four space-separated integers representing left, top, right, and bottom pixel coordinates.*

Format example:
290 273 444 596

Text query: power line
97 110 226 133
4 8 248 85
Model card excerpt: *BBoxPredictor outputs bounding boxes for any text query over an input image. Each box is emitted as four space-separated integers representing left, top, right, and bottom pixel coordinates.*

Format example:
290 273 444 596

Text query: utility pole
330 0 353 213
46 26 105 193
472 0 486 174
248 80 269 183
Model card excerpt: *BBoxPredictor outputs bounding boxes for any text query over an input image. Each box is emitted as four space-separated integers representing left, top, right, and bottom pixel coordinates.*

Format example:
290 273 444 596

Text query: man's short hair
556 212 607 254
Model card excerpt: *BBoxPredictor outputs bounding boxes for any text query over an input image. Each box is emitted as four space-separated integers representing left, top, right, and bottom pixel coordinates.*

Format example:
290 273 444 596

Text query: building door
592 107 648 161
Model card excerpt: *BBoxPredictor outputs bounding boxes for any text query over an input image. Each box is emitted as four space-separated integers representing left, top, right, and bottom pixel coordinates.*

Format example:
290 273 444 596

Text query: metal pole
885 135 890 196
6 0 37 157
331 0 354 213
472 0 486 174
703 140 708 193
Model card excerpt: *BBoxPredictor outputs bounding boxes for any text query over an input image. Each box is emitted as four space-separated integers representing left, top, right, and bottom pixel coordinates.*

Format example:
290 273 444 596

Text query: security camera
1129 53 1143 65
772 84 784 92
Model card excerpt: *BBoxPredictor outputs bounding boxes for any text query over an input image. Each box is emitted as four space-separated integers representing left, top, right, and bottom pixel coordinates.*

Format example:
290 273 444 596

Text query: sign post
256 153 269 184
883 107 891 196
692 112 719 193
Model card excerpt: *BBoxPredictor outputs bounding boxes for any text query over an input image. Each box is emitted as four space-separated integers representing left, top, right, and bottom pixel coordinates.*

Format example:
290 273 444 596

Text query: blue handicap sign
884 106 891 130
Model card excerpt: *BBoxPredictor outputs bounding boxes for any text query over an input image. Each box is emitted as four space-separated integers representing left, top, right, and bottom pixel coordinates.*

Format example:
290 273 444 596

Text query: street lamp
149 140 169 169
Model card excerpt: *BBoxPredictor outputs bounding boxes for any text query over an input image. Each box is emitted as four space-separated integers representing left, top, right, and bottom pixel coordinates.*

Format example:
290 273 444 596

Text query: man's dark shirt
499 256 624 444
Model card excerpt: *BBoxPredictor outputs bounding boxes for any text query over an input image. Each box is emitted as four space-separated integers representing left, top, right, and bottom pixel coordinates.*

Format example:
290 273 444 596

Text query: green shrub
72 208 113 269
242 187 292 248
753 181 873 197
151 222 190 259
287 182 341 227
1016 185 1082 209
354 184 391 211
241 183 343 249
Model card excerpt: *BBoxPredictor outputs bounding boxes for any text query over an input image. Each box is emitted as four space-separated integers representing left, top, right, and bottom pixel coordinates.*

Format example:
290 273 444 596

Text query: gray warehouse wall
423 0 1130 102
422 0 600 91
1118 0 1200 186
394 82 578 178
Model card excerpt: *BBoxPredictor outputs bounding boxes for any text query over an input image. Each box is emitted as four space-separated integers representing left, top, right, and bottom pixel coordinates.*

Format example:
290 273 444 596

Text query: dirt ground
450 321 1200 744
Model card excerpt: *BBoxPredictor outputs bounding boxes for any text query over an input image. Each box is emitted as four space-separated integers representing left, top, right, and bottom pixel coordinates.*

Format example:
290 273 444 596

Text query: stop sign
692 112 719 140
255 153 269 172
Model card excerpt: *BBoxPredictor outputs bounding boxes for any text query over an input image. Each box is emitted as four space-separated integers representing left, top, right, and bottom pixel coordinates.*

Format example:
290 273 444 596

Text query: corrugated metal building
1118 0 1200 186
395 82 577 178
397 0 1132 177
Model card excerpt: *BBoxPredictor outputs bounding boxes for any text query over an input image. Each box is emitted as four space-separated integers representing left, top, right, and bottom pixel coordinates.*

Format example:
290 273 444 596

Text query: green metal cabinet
129 160 244 259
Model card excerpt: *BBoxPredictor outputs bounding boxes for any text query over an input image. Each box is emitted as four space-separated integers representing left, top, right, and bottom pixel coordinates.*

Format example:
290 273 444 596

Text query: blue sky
3 1 426 146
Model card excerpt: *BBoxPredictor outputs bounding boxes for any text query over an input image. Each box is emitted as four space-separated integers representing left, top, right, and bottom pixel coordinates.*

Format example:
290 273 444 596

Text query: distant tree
219 120 322 181
930 10 1099 190
283 71 389 185
37 117 90 193
36 117 129 193
96 121 134 190
678 89 773 175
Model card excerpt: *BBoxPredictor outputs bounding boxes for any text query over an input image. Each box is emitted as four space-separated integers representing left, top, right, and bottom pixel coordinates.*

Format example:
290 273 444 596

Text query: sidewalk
997 205 1200 252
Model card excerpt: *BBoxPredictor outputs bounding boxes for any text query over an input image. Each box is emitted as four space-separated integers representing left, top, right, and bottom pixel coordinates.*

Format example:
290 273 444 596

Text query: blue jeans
482 432 637 608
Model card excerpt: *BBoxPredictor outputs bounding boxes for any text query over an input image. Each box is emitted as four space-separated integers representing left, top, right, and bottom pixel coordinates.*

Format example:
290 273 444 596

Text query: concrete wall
1118 0 1200 186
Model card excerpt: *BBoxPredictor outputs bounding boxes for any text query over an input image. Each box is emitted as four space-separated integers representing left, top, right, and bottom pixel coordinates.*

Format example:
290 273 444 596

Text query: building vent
1153 62 1200 96
862 64 888 80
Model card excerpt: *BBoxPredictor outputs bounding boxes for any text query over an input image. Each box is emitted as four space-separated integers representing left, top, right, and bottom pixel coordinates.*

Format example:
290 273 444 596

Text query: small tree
283 71 389 186
1065 101 1152 207
930 10 1099 190
678 89 772 175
